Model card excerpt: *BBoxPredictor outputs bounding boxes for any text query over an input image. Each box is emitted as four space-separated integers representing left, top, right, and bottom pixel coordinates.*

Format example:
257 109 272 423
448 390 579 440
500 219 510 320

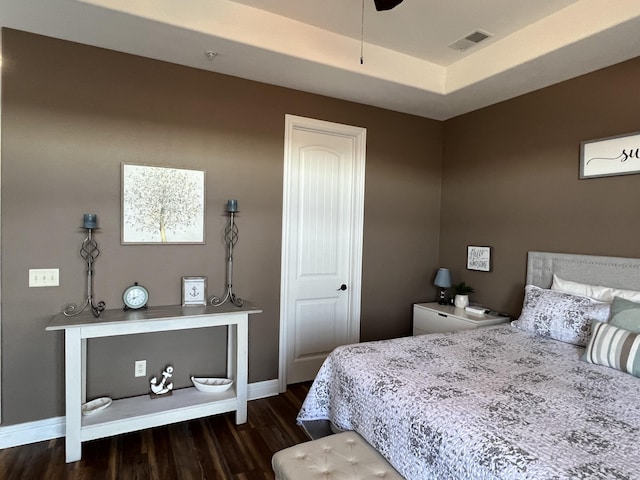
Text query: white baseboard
0 416 65 449
0 379 280 450
248 378 280 400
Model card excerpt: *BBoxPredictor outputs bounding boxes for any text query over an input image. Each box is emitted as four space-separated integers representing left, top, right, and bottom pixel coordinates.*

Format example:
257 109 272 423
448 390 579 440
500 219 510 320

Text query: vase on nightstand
454 294 469 308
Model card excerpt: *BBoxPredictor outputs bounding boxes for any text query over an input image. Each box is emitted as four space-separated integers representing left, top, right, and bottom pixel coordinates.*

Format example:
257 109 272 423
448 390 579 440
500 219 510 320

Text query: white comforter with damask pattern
297 325 640 479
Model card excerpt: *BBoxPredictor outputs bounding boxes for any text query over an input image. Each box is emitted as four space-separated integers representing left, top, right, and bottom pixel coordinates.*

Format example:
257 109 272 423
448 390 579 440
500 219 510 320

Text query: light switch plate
29 268 60 287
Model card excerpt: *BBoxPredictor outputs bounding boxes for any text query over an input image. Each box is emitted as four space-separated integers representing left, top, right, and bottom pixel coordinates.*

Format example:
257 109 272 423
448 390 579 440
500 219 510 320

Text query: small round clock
123 282 149 310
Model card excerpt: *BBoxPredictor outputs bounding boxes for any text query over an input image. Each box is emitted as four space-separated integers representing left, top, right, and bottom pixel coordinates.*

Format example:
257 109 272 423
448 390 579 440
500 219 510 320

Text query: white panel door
280 115 366 388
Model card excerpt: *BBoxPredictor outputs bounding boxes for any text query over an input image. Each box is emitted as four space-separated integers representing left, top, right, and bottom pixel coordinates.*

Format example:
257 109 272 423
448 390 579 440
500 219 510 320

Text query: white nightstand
413 302 509 335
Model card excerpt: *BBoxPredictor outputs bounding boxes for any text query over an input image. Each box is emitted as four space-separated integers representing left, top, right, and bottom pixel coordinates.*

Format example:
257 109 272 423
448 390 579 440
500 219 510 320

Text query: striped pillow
582 320 640 377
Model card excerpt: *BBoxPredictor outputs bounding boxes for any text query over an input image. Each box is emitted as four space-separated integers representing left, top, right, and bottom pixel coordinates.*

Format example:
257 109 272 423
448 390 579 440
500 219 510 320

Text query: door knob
338 284 347 291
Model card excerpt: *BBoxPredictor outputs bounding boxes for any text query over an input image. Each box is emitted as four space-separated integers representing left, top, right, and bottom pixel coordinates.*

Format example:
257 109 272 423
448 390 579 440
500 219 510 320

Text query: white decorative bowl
82 397 112 416
191 377 233 393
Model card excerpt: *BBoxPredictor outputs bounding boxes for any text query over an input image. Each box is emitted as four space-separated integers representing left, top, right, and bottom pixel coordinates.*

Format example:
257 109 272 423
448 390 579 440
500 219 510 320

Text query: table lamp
434 268 452 305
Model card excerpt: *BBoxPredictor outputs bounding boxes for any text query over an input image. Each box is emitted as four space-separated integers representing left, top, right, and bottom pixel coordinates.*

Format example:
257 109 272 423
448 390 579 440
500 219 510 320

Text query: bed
297 252 640 479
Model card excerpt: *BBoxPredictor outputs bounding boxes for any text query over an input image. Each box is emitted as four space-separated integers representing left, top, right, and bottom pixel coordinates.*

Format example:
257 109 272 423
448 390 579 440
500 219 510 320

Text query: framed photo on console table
467 246 492 272
182 276 207 306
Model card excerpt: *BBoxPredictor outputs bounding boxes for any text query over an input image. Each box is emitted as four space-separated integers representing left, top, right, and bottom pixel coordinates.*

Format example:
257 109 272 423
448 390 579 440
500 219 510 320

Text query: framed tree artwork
122 164 205 244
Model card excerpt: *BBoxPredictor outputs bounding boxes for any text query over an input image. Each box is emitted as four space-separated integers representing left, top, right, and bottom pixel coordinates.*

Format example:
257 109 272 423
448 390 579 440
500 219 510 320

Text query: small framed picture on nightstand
182 276 207 306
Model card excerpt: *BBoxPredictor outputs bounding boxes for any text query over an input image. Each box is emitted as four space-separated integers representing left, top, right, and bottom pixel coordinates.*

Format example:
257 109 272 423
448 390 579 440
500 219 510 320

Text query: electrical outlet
29 268 59 287
134 360 146 377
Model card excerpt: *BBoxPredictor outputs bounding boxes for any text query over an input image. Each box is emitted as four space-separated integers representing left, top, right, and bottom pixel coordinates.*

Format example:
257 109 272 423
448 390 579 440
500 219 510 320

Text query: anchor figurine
150 365 174 398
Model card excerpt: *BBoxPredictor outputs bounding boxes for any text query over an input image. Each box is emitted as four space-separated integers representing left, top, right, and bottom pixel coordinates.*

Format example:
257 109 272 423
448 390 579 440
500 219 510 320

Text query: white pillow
551 274 640 303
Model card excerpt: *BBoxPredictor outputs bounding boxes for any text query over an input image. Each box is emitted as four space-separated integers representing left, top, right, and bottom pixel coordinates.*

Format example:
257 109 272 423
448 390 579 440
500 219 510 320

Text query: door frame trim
278 114 366 392
0 31 4 422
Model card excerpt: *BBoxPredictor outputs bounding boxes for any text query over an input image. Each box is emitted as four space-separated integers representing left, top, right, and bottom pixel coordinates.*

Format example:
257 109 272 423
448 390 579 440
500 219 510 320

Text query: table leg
65 328 83 462
81 338 87 403
235 317 248 424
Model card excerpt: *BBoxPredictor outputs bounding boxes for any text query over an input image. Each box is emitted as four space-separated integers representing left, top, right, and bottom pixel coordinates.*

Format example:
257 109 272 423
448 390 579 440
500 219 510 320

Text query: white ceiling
2 0 640 120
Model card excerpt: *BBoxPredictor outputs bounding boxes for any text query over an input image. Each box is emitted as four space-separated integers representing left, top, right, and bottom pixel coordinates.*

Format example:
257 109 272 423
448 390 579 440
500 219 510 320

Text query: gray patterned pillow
512 285 610 346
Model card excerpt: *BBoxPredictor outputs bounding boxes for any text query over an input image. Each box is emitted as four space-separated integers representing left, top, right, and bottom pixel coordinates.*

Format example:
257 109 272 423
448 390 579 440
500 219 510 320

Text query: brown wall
1 29 442 424
441 56 640 316
5 26 639 428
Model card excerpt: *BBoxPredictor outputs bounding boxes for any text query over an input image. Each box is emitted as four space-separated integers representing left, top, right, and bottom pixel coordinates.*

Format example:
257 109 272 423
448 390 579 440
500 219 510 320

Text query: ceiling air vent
448 30 492 52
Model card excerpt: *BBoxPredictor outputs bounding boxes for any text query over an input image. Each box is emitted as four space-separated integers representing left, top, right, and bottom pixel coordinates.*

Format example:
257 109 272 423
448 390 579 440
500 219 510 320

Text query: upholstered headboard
526 251 640 291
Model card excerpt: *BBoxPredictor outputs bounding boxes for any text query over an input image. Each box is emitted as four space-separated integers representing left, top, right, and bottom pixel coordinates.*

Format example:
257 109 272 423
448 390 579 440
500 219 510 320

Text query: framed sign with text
467 246 492 272
580 131 640 179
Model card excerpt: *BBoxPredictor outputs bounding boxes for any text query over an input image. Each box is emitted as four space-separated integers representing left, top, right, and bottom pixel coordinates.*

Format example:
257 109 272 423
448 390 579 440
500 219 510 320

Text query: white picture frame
181 276 208 306
580 131 640 179
122 164 205 244
467 246 492 272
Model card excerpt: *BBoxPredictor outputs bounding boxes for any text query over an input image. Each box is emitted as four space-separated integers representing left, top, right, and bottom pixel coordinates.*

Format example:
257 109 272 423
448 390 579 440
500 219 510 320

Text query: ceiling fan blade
374 0 403 11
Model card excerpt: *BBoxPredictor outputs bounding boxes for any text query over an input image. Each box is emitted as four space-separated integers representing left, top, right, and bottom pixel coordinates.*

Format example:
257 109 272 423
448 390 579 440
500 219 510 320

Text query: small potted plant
452 282 474 308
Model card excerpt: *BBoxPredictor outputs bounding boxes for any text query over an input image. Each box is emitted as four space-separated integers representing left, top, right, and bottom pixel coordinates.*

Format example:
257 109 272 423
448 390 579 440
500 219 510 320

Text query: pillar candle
226 199 238 212
83 214 97 229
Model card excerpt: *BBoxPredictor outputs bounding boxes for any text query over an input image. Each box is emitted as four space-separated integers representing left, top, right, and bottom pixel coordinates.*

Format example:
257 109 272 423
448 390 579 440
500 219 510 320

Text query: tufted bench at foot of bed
272 431 404 479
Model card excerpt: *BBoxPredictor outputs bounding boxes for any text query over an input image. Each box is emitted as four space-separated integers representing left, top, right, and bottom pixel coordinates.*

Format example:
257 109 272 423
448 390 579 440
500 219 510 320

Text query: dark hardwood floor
0 383 312 480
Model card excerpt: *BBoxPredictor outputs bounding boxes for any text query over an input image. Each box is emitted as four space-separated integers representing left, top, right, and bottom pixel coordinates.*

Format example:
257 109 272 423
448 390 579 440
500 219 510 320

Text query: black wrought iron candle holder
210 200 243 307
63 214 106 317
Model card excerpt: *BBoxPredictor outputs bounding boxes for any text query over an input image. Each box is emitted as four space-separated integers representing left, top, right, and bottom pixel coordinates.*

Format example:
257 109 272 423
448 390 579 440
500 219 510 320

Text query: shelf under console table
47 302 262 463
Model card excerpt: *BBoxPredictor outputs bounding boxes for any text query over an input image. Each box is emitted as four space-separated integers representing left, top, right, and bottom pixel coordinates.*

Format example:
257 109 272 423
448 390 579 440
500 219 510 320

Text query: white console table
47 302 261 463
